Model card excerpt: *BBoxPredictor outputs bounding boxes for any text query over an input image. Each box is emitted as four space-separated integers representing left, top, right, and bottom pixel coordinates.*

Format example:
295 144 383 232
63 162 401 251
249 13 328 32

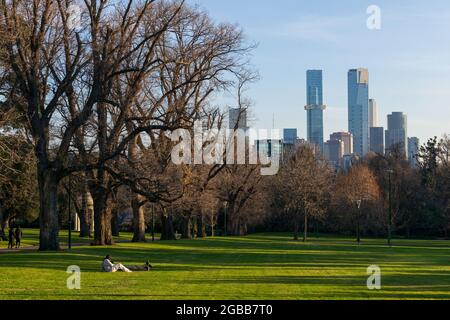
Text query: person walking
7 228 15 249
15 226 22 249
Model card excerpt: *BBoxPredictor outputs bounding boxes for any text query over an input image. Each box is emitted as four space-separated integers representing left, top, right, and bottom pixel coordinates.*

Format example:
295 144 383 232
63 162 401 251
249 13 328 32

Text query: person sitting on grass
101 255 153 273
102 255 132 273
7 228 15 249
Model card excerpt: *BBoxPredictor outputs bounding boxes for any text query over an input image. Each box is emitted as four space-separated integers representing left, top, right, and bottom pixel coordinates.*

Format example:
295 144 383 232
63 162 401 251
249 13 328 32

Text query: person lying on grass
101 255 152 273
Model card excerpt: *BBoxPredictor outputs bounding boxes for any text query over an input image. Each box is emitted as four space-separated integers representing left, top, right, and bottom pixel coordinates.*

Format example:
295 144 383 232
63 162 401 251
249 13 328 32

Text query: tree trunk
131 195 146 242
160 211 176 241
228 216 242 236
198 213 207 238
303 210 308 242
128 134 146 242
38 168 61 251
0 208 7 241
111 206 120 237
0 207 5 231
293 218 299 241
181 215 192 239
92 184 113 246
192 215 198 238
210 214 215 237
79 185 91 238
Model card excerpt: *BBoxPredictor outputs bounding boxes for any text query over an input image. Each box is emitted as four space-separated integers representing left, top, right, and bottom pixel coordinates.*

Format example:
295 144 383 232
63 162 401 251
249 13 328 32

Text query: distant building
385 112 408 156
305 70 326 151
324 139 344 167
229 108 248 130
342 154 360 171
283 129 298 145
256 139 283 160
348 68 370 157
369 99 379 128
408 137 420 167
370 127 384 154
330 132 353 155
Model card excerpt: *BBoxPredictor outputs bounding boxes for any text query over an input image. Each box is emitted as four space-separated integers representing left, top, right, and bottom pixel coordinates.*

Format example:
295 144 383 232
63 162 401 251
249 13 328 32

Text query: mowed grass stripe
0 230 449 300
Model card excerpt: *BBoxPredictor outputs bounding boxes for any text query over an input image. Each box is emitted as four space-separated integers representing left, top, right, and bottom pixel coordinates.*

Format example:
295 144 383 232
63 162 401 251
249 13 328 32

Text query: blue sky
188 0 450 143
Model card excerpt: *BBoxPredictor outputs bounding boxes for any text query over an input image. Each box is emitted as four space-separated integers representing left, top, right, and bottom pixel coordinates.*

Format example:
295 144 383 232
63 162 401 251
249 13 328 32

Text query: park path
0 243 87 254
0 238 160 254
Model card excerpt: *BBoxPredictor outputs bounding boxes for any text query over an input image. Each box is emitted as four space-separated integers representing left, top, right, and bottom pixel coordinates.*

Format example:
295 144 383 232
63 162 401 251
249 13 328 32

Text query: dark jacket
8 229 15 241
15 229 22 240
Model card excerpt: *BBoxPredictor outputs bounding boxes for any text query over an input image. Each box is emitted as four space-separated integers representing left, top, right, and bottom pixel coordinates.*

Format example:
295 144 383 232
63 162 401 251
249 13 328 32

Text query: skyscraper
348 68 369 157
256 139 283 159
369 99 379 128
324 139 344 167
408 137 420 167
370 127 384 154
229 108 248 130
385 112 408 156
305 70 326 151
283 129 298 145
330 132 353 155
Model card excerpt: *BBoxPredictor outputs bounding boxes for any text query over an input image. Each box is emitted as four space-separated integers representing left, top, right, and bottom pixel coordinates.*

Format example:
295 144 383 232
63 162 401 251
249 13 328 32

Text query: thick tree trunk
92 185 114 246
38 168 60 251
111 206 120 237
198 213 207 238
226 202 240 236
79 185 91 238
160 211 176 241
132 195 146 242
228 216 242 236
181 215 192 239
128 135 146 242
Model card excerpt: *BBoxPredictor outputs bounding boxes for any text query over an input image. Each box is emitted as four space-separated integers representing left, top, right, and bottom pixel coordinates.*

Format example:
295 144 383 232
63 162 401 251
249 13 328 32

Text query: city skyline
189 0 450 144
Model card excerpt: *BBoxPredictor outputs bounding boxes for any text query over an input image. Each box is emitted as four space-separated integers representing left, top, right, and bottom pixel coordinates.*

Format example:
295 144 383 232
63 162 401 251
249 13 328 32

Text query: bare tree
333 164 381 243
275 146 331 241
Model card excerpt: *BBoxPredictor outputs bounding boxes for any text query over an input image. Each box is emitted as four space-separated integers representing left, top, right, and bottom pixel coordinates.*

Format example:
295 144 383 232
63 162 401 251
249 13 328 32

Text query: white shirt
102 259 114 272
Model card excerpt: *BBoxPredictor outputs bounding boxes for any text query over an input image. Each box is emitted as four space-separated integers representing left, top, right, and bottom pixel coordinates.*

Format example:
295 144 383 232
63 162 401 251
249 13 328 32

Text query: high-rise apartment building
305 70 326 151
330 132 353 155
369 99 379 128
408 137 420 167
385 112 408 156
370 127 384 154
283 129 298 145
324 139 344 167
256 139 283 159
348 68 369 157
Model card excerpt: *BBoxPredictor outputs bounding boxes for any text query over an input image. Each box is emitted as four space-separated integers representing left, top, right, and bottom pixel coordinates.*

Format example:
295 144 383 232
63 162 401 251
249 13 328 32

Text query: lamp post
356 199 362 245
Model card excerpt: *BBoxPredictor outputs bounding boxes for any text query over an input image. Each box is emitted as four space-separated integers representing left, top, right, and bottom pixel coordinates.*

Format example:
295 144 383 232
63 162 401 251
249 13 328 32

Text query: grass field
0 229 449 300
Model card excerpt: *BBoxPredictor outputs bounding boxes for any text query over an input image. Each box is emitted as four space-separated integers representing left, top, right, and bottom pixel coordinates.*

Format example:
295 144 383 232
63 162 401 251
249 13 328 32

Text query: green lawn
0 230 449 300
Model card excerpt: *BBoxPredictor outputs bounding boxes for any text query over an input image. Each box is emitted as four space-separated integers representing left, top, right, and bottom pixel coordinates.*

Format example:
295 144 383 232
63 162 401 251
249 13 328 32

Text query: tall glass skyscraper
385 112 408 156
348 68 369 156
305 70 326 151
283 128 298 145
